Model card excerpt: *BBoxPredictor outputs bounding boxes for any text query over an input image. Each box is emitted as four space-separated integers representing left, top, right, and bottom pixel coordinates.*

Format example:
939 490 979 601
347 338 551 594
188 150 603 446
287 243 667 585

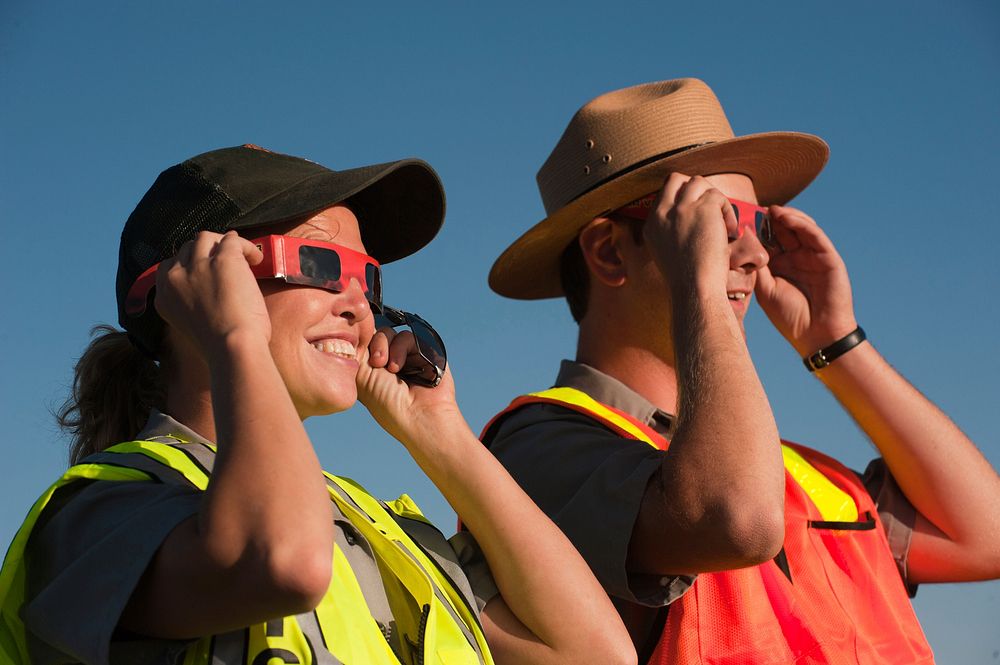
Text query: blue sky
2 1 998 660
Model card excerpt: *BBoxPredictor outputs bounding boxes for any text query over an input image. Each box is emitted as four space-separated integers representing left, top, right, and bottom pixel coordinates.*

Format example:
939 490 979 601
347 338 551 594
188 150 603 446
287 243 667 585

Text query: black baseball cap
116 144 445 356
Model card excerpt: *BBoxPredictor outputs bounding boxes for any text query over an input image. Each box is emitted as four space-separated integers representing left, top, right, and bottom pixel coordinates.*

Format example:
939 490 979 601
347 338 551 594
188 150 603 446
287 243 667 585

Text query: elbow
715 501 785 566
262 542 333 613
679 493 785 568
209 537 332 616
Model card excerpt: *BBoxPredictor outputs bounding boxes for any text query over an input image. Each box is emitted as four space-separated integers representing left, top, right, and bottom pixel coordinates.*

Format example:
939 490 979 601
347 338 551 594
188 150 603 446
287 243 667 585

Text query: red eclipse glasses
613 194 779 250
124 235 447 387
124 235 383 317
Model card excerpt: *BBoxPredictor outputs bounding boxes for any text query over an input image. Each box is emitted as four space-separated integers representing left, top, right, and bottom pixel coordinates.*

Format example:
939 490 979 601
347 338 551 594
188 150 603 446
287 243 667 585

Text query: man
482 79 1000 664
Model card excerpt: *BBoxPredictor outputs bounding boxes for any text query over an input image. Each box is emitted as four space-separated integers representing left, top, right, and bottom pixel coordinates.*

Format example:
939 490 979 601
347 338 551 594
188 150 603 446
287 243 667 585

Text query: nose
730 231 770 274
335 277 372 321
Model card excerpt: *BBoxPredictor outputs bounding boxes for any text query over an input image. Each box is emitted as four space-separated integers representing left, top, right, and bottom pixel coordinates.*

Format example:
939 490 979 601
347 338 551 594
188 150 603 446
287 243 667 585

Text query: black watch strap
803 326 866 372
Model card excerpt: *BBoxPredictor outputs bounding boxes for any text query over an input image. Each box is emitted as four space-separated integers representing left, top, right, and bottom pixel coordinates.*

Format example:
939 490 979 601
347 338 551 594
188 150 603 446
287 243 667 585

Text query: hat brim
489 131 828 299
231 158 445 264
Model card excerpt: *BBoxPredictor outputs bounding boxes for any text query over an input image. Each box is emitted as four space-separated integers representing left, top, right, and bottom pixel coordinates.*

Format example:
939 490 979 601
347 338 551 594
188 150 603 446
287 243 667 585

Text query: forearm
403 417 632 664
203 329 334 574
651 287 785 568
122 331 334 636
817 341 1000 578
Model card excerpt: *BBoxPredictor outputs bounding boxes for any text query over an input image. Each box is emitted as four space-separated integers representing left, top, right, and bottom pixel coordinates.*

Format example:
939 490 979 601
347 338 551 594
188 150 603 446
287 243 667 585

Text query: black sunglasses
374 305 447 388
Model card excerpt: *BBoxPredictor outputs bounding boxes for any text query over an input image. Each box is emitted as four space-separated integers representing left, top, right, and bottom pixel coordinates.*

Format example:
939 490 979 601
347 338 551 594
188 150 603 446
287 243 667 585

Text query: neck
575 313 679 415
165 388 217 442
163 354 218 443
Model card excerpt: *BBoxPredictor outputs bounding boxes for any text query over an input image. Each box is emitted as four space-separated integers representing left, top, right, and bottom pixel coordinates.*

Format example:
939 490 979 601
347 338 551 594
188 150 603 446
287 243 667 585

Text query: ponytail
56 325 166 465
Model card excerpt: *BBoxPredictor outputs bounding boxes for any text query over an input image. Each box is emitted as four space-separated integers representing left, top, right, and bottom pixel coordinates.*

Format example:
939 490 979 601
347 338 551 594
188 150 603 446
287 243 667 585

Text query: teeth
312 339 356 358
728 292 747 301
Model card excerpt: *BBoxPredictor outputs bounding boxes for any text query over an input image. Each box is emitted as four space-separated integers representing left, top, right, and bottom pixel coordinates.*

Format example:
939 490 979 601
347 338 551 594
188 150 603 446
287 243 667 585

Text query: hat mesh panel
117 163 244 356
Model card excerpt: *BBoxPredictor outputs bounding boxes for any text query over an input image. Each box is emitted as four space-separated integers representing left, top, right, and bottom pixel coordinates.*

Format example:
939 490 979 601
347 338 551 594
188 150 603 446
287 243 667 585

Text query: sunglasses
612 194 779 250
125 235 383 317
375 305 448 388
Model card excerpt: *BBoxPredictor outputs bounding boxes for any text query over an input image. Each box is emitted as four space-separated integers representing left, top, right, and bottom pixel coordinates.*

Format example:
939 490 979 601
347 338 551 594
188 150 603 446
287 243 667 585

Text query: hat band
565 142 711 210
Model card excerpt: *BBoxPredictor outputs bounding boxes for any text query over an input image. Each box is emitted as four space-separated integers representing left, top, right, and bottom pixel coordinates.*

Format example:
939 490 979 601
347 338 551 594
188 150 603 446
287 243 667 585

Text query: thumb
355 345 376 396
754 265 779 312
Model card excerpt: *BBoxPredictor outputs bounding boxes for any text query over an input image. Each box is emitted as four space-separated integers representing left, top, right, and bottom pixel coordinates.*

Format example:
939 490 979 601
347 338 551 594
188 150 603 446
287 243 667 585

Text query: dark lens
755 211 775 248
374 306 405 329
298 246 342 282
366 263 382 310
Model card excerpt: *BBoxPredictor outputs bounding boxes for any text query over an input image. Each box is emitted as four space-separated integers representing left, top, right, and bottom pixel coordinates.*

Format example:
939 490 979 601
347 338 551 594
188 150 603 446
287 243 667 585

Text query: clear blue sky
2 1 998 660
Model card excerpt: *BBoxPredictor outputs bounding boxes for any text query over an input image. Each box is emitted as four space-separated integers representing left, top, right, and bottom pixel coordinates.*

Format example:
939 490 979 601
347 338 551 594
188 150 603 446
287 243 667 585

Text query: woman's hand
153 230 269 359
754 206 858 355
355 326 463 449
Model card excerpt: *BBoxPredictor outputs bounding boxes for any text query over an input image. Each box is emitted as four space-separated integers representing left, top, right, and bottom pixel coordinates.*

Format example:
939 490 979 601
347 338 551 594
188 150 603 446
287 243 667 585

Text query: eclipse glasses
613 194 780 250
125 234 446 387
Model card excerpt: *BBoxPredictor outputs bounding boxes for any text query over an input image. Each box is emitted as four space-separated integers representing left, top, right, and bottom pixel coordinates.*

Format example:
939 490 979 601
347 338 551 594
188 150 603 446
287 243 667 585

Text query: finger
655 171 692 214
673 175 715 205
216 230 265 266
769 206 834 253
209 230 257 262
754 263 777 300
368 330 392 368
387 330 418 373
711 189 739 239
193 230 225 259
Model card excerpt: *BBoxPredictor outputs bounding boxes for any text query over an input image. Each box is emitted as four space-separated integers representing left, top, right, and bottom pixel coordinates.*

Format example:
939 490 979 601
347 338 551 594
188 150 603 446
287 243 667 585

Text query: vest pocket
807 510 876 531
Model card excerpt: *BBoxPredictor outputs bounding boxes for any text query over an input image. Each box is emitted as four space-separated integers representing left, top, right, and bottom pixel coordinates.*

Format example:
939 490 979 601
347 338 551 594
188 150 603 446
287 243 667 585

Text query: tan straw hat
489 78 829 299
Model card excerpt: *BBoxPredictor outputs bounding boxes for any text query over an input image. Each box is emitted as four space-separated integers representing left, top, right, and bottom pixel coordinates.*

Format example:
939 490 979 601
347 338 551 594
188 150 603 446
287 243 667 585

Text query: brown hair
56 325 166 465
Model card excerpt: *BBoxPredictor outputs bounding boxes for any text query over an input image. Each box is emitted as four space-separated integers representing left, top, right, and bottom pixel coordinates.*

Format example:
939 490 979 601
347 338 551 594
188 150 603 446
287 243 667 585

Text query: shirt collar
135 410 216 447
554 359 674 437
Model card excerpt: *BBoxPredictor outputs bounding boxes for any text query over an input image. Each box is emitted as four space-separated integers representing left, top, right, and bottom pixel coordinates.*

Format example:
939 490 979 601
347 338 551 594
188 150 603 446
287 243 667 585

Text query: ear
578 217 627 288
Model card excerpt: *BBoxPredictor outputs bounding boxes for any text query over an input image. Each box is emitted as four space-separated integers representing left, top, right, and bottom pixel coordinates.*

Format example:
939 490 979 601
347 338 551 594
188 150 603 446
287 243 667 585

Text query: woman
0 145 634 665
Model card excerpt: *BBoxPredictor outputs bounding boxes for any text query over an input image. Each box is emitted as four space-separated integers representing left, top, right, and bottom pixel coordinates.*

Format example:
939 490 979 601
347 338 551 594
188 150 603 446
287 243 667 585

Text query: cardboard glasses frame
124 234 446 387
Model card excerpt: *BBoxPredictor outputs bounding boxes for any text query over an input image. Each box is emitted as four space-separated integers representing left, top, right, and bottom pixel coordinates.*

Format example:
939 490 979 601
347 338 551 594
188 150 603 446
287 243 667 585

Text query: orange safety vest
483 387 934 665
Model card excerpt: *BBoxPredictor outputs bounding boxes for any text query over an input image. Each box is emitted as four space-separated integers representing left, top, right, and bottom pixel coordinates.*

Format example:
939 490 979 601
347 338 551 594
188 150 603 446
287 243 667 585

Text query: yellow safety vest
0 440 493 665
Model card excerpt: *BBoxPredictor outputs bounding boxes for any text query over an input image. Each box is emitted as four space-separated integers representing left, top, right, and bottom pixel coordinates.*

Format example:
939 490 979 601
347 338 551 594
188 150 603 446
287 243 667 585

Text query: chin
295 387 359 420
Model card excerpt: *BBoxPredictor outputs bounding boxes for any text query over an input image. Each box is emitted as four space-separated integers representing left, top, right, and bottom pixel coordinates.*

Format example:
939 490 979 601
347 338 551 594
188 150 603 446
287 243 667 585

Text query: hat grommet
585 139 595 149
583 165 591 175
602 154 612 164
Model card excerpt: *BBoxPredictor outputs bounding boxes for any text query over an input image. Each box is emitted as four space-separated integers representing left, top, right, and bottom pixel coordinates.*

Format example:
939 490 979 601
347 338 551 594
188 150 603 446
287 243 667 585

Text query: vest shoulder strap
482 386 668 450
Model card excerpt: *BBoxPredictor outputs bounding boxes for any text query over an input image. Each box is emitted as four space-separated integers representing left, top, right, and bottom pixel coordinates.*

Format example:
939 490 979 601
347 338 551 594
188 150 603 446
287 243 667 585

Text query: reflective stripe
295 611 345 665
389 510 483 653
210 631 247 665
523 387 859 525
525 387 659 444
332 517 398 652
781 445 858 523
108 440 211 489
85 450 193 486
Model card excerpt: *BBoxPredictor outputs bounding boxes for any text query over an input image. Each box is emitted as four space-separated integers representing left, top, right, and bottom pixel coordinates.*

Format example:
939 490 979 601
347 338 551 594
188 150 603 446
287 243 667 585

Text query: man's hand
754 206 858 355
644 173 740 297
